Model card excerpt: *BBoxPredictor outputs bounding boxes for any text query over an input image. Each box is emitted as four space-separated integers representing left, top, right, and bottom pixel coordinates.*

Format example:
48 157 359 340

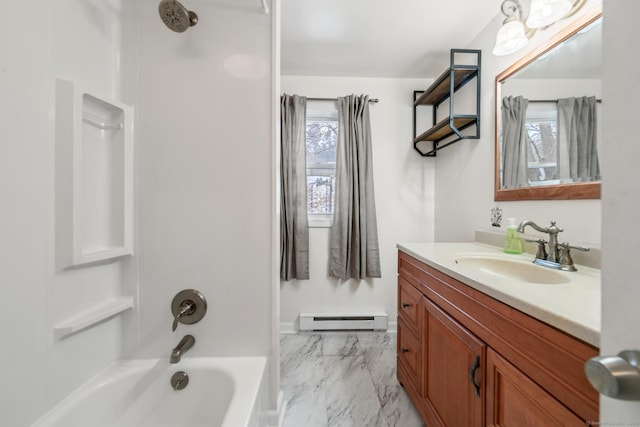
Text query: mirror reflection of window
502 96 600 189
526 102 558 185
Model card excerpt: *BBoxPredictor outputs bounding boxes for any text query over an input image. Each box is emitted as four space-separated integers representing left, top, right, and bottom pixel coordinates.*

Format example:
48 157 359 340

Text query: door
422 296 485 427
600 0 640 421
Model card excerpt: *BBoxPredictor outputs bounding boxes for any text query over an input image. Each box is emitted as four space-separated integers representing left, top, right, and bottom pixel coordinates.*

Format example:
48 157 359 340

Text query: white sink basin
453 255 570 285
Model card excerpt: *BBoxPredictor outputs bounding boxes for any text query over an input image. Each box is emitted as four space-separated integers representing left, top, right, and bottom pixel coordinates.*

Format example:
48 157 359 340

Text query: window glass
306 102 338 226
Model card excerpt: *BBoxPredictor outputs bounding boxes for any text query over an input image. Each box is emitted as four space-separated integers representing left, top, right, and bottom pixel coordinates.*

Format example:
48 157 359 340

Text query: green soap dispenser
504 218 523 254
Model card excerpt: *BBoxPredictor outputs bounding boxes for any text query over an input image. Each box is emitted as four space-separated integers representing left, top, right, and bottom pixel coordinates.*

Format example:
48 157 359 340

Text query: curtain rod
307 97 379 103
528 99 602 103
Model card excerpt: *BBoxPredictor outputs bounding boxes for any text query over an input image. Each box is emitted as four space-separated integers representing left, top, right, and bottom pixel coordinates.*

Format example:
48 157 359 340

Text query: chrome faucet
517 220 589 271
170 334 195 364
517 220 563 262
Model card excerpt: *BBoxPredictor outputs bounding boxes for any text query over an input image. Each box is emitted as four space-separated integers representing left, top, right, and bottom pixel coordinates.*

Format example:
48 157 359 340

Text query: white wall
133 0 276 405
280 76 435 331
434 1 602 247
0 1 136 425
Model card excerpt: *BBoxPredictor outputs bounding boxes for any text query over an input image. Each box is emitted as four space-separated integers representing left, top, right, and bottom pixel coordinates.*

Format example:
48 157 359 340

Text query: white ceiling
280 0 500 78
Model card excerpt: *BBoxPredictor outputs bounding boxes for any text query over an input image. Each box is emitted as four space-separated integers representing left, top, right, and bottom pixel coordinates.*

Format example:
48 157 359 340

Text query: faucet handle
558 243 590 267
172 301 195 332
525 238 547 260
558 244 574 266
563 243 590 252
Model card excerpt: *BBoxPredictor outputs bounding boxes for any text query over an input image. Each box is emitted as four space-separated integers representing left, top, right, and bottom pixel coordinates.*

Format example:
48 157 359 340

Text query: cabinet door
422 296 485 427
486 348 584 426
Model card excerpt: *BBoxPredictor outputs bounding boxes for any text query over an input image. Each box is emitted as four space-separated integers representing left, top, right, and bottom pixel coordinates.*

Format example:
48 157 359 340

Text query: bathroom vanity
396 242 600 426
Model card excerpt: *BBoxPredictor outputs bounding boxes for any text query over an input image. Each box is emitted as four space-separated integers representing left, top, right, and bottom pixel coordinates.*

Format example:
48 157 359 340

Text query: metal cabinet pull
470 354 481 397
402 347 410 354
585 350 640 401
402 303 411 308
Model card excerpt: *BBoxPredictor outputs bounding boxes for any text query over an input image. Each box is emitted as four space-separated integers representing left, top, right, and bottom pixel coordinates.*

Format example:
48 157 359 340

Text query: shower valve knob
171 289 207 332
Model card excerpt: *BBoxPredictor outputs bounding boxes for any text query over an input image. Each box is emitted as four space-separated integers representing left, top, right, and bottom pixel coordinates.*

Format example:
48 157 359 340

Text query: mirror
495 9 602 201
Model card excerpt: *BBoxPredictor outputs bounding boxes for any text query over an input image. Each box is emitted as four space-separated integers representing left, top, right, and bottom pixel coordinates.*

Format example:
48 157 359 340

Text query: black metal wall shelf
413 49 481 157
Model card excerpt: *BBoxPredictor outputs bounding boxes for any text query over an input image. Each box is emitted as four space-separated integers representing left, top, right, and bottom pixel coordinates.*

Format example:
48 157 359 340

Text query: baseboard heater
299 312 388 331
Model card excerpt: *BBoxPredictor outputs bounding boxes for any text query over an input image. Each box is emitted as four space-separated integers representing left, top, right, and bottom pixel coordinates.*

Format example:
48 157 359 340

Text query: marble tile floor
280 332 424 427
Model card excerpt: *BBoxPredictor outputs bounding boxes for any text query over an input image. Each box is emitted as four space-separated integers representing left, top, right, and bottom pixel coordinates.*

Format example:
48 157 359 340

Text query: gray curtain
328 95 381 279
501 95 529 189
557 96 600 182
280 94 309 280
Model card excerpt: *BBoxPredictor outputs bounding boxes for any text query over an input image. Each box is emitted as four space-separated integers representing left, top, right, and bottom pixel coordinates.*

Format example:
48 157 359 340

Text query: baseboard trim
266 391 286 427
387 320 398 333
279 321 297 334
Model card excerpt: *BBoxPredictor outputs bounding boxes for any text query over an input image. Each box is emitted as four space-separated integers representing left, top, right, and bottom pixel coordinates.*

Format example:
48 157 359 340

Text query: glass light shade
526 0 572 28
492 20 529 56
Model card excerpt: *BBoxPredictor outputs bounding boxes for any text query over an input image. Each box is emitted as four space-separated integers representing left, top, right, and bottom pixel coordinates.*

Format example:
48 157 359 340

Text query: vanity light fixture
493 0 536 56
493 0 587 56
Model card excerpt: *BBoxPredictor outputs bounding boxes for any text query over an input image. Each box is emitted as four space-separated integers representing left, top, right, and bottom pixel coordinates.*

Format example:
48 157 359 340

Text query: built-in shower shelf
54 297 134 340
55 79 134 268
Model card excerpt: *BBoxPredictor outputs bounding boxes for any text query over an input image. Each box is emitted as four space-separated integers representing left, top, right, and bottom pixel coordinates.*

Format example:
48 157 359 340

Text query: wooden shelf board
414 116 477 143
415 68 478 106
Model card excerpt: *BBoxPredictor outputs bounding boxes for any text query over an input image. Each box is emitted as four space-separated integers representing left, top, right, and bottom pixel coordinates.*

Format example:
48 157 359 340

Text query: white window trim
308 214 333 228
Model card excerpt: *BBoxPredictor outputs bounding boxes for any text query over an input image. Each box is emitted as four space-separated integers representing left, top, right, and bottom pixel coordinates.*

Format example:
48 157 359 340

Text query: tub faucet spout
170 335 195 364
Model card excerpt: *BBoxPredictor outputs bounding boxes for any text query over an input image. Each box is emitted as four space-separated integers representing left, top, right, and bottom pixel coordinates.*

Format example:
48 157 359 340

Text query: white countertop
397 242 601 347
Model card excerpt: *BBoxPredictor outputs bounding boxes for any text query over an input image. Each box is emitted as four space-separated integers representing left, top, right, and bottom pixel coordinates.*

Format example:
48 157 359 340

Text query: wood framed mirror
494 8 602 201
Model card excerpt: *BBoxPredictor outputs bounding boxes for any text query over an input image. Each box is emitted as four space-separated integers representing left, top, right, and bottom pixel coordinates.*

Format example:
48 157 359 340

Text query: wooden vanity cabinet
397 251 599 426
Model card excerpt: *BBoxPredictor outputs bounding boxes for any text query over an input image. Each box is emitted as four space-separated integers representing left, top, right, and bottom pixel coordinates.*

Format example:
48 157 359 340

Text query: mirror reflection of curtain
280 94 309 280
557 96 600 182
328 94 381 279
501 96 529 189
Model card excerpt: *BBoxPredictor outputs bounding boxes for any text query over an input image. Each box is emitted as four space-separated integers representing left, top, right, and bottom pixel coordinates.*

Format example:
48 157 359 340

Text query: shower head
158 0 198 33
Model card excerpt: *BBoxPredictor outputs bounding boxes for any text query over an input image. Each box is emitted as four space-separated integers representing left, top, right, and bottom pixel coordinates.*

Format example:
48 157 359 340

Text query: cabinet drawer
398 318 421 381
398 276 422 332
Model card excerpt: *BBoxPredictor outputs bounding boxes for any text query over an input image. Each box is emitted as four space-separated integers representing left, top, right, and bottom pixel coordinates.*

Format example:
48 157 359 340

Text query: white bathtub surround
280 332 422 427
32 357 268 427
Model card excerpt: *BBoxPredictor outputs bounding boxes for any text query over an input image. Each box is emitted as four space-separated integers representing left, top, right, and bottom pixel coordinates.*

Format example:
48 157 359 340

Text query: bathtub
32 357 267 427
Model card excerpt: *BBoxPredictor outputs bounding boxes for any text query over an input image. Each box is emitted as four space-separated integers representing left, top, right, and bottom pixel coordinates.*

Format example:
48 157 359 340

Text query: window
306 102 338 227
